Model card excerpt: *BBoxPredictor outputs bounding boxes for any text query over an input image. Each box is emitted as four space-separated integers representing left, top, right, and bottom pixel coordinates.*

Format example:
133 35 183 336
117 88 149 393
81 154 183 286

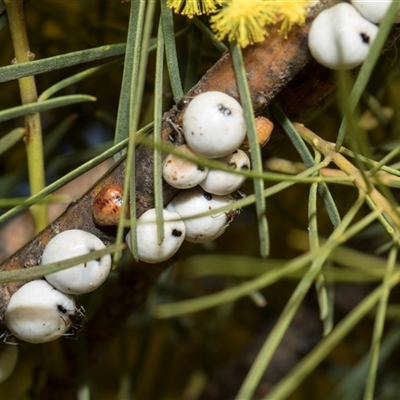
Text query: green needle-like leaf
231 41 269 257
0 43 126 83
0 95 96 123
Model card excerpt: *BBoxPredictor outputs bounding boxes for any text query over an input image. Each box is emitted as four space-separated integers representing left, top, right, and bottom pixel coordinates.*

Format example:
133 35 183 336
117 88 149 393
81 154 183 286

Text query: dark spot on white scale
217 104 232 116
360 32 370 44
172 229 182 237
203 192 213 201
57 305 67 314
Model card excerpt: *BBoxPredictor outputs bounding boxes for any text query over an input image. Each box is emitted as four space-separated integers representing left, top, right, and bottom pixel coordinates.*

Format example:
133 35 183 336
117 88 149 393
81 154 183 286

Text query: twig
4 0 47 232
266 157 400 188
294 123 400 229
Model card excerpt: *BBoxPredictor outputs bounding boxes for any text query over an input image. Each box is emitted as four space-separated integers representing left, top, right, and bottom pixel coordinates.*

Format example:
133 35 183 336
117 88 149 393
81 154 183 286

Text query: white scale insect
182 91 247 158
5 280 78 344
126 208 186 263
308 3 379 70
42 229 112 295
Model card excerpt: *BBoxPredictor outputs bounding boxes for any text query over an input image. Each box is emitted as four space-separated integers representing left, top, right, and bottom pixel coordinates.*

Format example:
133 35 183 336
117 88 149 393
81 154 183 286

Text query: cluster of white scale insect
126 91 250 261
4 91 249 355
4 230 110 346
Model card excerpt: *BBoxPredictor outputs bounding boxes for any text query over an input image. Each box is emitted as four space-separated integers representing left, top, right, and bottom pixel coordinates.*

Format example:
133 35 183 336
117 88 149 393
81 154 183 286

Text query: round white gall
42 229 112 295
350 0 400 24
200 149 250 195
167 186 236 243
182 91 247 158
163 144 208 189
126 208 186 263
308 3 379 70
5 280 76 344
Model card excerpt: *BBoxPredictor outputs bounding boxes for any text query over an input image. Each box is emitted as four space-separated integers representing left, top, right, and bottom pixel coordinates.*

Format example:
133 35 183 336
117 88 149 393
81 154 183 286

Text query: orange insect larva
241 116 273 150
93 184 126 226
255 116 273 147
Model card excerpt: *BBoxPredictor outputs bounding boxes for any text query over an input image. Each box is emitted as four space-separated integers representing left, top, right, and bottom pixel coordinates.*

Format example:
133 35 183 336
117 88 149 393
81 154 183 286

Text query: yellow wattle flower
277 1 310 38
167 0 312 48
166 0 222 18
210 0 279 48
